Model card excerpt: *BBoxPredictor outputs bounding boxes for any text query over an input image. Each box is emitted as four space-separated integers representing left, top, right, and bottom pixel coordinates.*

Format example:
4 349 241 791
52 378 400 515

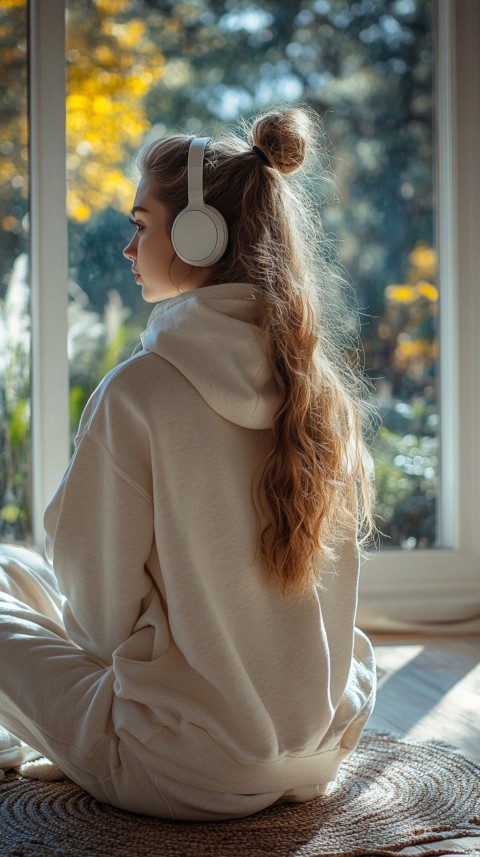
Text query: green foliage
69 318 145 444
373 425 437 547
0 381 31 542
1 503 21 524
375 428 416 521
69 385 90 432
8 397 29 448
99 323 143 380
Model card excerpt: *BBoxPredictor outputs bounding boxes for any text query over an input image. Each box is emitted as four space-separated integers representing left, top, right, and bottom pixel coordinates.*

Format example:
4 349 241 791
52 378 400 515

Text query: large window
63 0 437 550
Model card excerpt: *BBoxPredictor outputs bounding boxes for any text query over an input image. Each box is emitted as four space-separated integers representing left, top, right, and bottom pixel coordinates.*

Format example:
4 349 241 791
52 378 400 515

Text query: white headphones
171 137 228 267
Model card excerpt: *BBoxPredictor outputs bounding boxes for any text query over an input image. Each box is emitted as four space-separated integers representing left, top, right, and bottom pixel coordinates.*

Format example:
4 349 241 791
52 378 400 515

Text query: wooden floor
367 632 480 763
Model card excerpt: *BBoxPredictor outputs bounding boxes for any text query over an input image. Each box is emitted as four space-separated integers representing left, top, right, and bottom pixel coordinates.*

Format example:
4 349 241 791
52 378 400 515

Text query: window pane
66 0 437 550
0 0 31 544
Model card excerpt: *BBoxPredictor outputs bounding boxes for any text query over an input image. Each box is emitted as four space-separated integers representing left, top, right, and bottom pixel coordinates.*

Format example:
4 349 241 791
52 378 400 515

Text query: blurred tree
0 0 28 298
383 241 437 406
69 207 137 312
65 0 165 221
0 0 163 294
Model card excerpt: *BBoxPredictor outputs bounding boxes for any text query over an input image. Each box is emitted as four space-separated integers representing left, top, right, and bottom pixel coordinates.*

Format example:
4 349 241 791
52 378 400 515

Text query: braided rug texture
1 731 479 857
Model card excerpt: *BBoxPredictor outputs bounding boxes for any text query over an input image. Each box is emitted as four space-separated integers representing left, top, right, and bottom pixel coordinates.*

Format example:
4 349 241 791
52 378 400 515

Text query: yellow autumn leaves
66 2 165 221
383 242 438 372
386 243 437 303
0 0 25 9
0 0 165 225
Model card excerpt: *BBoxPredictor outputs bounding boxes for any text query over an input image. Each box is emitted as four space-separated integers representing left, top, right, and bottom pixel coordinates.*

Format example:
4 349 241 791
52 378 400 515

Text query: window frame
28 0 480 619
29 0 69 542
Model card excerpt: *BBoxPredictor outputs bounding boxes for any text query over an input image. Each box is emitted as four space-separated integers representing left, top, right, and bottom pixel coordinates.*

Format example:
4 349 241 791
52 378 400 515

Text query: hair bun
251 107 313 174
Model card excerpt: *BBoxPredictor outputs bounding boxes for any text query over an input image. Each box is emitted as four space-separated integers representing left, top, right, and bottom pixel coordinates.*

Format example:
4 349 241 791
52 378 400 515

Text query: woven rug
1 731 480 857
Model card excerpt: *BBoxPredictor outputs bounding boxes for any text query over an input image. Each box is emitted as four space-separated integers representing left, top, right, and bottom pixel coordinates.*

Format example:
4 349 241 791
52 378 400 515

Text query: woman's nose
123 237 136 260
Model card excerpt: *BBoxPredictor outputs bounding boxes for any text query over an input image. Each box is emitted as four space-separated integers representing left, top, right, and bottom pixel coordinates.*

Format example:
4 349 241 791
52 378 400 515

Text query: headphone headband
187 137 211 202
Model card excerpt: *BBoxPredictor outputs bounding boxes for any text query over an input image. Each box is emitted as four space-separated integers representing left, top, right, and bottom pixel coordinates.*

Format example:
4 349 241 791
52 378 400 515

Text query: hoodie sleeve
43 368 154 665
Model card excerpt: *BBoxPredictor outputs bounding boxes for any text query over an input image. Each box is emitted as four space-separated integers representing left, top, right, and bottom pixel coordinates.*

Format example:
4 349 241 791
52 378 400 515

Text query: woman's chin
139 282 159 303
140 281 190 303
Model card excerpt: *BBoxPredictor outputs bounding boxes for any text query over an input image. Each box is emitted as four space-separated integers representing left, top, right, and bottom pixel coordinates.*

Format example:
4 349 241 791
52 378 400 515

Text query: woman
0 105 379 820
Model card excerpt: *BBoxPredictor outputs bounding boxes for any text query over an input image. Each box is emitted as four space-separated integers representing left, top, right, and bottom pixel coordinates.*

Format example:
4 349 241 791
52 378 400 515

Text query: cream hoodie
44 281 376 795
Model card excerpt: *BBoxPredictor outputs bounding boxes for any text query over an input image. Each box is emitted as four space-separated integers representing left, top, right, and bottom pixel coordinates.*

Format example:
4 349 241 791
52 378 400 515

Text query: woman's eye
128 218 144 232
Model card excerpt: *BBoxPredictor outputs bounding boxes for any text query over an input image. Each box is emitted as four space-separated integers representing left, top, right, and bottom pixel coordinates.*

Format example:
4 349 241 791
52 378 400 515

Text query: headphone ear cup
171 204 228 267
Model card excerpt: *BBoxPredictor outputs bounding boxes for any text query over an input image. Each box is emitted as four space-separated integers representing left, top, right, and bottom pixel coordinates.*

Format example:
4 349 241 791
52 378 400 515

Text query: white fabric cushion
0 724 42 772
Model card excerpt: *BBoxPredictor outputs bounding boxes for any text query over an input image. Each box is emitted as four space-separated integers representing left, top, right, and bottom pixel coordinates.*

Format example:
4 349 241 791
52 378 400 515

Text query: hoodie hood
140 282 281 429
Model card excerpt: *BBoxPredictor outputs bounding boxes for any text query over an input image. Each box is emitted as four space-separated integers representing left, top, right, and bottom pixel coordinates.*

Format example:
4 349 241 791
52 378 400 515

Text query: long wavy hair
137 104 381 595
